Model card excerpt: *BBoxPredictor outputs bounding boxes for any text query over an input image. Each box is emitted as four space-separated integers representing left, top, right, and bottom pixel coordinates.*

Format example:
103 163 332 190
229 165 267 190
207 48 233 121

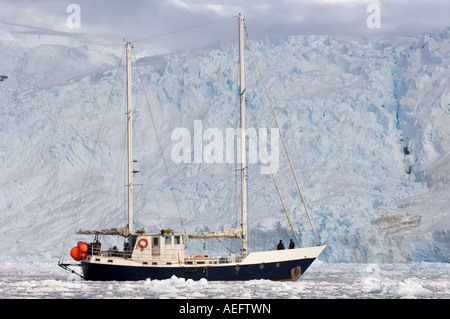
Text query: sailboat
59 14 326 281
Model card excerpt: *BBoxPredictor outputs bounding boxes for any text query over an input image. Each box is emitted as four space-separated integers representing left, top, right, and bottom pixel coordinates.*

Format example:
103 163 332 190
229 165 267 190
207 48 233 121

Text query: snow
0 20 449 274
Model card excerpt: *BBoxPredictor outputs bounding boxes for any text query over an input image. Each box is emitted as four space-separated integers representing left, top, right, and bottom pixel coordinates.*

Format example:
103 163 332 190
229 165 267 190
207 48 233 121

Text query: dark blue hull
81 258 316 281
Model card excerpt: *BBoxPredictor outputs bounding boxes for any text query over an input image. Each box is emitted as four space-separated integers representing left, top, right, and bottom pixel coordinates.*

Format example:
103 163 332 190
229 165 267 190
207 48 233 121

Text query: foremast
75 42 136 239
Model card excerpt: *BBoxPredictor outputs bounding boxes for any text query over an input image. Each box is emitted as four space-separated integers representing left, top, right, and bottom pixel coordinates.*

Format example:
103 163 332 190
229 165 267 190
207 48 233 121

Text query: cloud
0 0 448 53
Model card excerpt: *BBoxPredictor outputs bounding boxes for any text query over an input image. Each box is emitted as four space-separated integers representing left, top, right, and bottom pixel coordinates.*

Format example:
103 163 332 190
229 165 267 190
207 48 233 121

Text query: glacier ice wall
0 27 449 262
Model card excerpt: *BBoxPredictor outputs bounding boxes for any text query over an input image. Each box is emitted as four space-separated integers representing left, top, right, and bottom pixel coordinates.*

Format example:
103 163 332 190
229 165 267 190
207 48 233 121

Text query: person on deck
289 239 295 249
277 240 285 250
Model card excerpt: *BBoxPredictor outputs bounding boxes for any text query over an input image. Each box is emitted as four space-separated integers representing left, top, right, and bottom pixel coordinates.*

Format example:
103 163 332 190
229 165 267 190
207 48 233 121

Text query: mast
126 42 134 235
238 14 248 253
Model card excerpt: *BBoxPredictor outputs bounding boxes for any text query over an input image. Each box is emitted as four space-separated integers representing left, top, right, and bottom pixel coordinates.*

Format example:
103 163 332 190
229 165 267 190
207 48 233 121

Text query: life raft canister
138 238 148 250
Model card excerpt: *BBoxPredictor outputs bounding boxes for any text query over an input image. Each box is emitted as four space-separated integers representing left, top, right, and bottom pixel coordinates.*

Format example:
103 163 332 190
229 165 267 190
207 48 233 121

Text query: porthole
276 263 280 268
260 264 264 269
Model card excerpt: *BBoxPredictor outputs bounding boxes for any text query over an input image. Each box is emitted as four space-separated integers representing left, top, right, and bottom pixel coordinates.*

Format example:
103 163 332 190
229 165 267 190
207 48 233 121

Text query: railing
86 244 133 259
102 249 133 258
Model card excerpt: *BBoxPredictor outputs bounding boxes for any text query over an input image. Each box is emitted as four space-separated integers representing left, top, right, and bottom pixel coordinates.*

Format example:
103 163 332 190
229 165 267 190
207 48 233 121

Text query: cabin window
174 236 181 245
165 236 172 245
153 237 159 246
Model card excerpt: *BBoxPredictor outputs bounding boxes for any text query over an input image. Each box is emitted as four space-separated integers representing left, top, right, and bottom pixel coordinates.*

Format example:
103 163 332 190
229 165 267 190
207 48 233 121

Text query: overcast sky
1 0 449 52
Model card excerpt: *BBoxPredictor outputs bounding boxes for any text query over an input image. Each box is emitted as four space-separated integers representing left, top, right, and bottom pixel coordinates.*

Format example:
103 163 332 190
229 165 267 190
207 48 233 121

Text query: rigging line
59 45 127 262
98 132 127 231
131 49 186 235
215 238 237 255
132 15 237 44
274 219 293 241
245 99 301 248
244 23 321 246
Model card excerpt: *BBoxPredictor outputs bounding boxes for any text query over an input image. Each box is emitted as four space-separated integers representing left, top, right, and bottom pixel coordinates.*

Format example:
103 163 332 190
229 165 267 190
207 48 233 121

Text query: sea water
0 259 448 299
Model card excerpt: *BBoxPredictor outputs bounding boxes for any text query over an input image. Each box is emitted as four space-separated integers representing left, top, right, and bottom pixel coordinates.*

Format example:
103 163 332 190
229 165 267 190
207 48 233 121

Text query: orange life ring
138 238 148 249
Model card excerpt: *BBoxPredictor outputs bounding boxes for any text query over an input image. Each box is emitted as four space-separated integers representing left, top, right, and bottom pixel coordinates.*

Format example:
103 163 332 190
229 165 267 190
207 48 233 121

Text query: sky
0 0 449 52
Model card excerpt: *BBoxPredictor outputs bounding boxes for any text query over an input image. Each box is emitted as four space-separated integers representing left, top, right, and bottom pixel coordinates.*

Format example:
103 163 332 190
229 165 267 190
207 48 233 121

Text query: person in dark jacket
277 240 285 250
289 239 295 249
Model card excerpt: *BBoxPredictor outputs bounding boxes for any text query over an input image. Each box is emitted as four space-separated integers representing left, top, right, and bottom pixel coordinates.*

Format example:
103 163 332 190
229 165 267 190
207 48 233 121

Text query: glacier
0 24 449 264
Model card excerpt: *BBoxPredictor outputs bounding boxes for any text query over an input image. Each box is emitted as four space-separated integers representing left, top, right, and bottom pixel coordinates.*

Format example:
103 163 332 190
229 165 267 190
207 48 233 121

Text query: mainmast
238 14 248 253
126 42 134 235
